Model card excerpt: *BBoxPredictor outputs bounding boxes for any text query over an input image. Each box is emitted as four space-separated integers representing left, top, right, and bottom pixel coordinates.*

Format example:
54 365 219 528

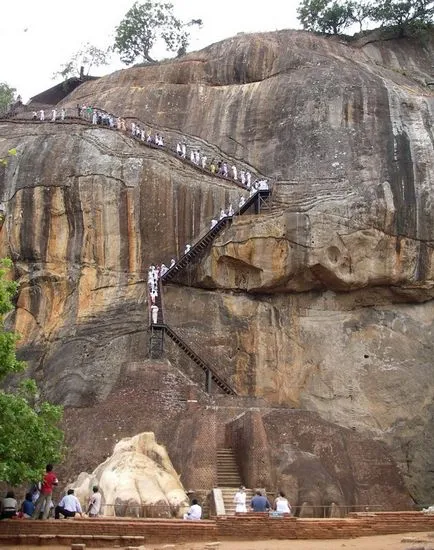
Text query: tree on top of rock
371 0 434 36
296 0 434 36
0 82 17 116
53 42 110 81
113 0 202 65
297 0 354 34
0 259 64 486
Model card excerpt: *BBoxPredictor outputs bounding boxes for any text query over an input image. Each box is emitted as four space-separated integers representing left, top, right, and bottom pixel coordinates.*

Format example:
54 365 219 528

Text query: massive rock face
0 29 433 504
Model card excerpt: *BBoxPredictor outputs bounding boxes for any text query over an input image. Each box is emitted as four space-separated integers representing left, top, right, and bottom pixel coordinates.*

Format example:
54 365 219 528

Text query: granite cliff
0 29 433 507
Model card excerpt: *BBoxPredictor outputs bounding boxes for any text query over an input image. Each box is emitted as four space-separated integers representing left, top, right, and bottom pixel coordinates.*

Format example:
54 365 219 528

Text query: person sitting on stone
55 489 82 519
183 498 202 520
184 244 191 255
170 258 176 268
0 491 17 519
210 219 218 229
274 491 291 514
160 264 168 276
21 492 35 519
250 490 271 513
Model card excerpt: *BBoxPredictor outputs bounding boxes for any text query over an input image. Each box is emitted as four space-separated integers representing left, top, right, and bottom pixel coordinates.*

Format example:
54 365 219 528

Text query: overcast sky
0 0 301 102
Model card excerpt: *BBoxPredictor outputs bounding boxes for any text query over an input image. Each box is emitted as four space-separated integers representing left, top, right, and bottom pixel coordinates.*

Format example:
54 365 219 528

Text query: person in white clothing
184 244 191 254
60 108 65 121
160 264 168 276
176 143 182 156
219 208 226 220
181 143 186 158
51 109 56 121
170 258 176 268
87 486 102 517
184 499 202 520
201 155 207 169
240 170 246 185
39 110 45 121
210 219 218 229
246 171 252 188
228 204 234 216
232 165 237 180
239 196 246 208
233 486 247 513
274 491 291 514
151 304 159 324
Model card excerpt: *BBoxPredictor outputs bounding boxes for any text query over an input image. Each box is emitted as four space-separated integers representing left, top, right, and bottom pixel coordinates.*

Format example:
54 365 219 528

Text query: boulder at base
71 432 189 517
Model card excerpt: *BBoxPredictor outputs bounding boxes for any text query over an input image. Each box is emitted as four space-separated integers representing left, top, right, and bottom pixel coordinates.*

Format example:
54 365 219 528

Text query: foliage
0 82 16 115
370 0 434 36
113 0 202 65
297 0 354 34
0 259 64 486
348 0 373 31
0 148 17 167
296 0 434 36
53 42 110 80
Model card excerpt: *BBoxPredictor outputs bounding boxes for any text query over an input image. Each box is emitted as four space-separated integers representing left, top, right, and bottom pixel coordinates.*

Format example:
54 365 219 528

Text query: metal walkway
161 188 271 284
150 322 236 395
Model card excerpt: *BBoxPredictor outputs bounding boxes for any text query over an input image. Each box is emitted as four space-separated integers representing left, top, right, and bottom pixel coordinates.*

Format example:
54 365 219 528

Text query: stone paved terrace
0 512 434 546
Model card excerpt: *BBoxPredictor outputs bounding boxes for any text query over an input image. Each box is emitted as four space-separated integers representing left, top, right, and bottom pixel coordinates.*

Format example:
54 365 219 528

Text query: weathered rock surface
0 29 433 503
71 432 189 517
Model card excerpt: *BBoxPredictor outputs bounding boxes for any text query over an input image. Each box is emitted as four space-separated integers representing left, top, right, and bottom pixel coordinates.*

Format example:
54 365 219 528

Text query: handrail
158 323 237 395
161 189 270 283
1 108 271 193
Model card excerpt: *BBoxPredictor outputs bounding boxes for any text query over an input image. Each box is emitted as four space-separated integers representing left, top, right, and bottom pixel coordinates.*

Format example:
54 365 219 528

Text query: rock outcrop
71 432 189 517
0 29 433 504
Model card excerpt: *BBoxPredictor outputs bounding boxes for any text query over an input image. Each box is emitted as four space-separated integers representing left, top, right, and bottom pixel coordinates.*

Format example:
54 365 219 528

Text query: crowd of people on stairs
147 179 271 326
23 105 270 194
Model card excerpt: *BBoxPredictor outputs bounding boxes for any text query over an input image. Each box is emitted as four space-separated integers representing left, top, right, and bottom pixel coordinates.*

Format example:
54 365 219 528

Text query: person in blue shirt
21 493 35 518
250 490 271 512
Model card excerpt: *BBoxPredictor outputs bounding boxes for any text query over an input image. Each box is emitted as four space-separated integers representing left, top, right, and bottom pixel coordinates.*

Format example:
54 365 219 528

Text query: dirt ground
6 531 434 550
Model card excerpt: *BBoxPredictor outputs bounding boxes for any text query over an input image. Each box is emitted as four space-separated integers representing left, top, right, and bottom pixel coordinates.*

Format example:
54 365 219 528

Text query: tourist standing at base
233 486 247 513
32 464 58 519
87 486 102 517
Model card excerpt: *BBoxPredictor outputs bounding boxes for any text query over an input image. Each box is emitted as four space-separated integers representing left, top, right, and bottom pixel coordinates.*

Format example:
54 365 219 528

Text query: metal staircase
150 322 236 396
161 188 271 284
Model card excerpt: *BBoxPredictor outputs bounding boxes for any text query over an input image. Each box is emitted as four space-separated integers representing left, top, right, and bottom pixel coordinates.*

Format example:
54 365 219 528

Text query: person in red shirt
32 464 58 519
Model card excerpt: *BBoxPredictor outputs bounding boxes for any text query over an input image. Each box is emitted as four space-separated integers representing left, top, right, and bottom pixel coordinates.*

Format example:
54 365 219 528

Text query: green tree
348 0 373 31
371 0 434 36
0 259 64 486
113 0 202 65
53 42 110 80
0 82 16 116
297 0 353 34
